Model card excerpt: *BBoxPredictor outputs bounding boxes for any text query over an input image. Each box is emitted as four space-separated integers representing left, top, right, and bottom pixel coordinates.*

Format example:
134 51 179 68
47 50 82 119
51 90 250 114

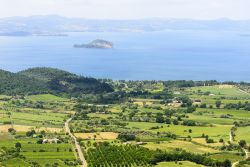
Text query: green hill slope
18 67 74 82
0 69 47 95
0 67 113 96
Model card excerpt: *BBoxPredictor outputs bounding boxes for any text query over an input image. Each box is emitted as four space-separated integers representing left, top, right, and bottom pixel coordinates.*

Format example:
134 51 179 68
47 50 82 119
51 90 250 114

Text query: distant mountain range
0 15 250 36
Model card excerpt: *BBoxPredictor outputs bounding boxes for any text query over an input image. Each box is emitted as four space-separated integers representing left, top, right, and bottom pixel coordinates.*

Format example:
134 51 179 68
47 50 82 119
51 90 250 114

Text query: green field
127 122 231 141
235 127 250 143
209 152 244 162
144 141 219 154
188 85 250 98
0 137 76 167
26 94 69 102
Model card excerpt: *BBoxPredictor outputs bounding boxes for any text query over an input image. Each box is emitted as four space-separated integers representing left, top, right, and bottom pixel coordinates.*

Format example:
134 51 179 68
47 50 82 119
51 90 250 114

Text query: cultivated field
1 83 250 167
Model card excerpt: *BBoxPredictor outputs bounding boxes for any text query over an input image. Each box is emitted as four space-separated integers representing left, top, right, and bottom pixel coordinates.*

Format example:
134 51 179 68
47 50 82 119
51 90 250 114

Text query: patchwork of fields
1 84 250 167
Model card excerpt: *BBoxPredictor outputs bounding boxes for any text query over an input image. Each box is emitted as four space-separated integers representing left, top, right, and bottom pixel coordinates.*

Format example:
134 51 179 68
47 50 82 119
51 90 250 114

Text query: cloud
0 0 249 19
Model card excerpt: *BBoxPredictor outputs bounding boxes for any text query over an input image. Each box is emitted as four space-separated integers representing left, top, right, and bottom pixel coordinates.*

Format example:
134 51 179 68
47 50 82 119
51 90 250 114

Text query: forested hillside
0 69 47 95
0 67 113 96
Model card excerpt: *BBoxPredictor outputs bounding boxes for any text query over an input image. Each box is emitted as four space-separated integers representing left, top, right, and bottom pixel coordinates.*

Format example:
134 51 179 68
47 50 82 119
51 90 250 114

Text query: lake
0 30 250 81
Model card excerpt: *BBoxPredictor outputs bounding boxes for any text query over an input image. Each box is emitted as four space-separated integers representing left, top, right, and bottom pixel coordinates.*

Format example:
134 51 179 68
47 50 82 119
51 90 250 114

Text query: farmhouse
42 138 59 144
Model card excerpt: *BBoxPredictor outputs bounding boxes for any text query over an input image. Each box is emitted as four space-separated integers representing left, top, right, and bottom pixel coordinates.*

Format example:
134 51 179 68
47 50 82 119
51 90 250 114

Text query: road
229 131 239 167
65 118 87 167
238 88 250 95
232 161 239 167
229 132 233 143
232 149 249 167
230 130 249 167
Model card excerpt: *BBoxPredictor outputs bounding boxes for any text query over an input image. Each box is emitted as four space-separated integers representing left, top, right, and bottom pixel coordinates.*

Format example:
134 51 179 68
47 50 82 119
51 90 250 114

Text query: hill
0 69 47 95
18 67 78 83
0 67 113 96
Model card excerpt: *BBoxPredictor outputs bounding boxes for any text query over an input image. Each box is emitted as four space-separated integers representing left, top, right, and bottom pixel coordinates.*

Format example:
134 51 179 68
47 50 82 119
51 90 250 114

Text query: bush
15 142 22 149
165 118 171 124
173 120 179 125
117 133 136 142
37 139 43 144
200 104 207 108
206 138 215 143
182 120 196 126
26 130 36 137
239 140 247 148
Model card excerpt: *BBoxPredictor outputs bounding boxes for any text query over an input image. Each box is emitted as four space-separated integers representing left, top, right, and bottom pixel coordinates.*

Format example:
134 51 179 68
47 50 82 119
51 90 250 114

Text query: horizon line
1 14 250 21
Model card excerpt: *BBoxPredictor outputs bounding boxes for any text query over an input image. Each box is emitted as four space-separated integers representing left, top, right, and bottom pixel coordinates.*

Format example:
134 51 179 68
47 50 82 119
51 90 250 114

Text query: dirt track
65 118 87 167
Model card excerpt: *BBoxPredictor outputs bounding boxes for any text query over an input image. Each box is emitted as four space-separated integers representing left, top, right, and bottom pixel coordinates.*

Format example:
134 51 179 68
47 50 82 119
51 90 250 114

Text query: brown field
0 133 12 140
0 125 62 133
218 85 234 89
74 132 118 140
133 101 153 106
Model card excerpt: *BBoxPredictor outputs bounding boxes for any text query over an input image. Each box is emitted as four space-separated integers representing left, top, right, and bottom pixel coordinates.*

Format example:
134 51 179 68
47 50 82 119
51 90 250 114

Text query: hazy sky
0 0 249 20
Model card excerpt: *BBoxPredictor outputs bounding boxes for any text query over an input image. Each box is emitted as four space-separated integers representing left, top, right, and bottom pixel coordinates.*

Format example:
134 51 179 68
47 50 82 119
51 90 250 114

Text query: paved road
65 118 87 167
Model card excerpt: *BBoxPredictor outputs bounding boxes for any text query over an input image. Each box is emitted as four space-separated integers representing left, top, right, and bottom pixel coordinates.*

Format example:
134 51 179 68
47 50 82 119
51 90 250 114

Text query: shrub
117 133 136 142
182 120 196 126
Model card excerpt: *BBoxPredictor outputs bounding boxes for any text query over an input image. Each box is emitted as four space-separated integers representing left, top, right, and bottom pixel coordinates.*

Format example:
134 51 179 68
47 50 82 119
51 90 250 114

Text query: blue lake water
0 30 250 81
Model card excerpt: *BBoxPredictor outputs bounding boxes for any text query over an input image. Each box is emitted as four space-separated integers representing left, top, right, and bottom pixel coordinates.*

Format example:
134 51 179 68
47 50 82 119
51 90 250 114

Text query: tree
45 163 50 167
26 129 36 137
206 138 215 143
200 103 207 108
8 128 16 135
15 142 22 150
156 113 164 123
216 101 222 108
165 118 171 124
118 133 136 142
40 130 46 136
239 140 247 148
37 139 43 144
219 138 224 143
173 119 179 125
182 120 196 126
186 106 196 113
222 159 231 167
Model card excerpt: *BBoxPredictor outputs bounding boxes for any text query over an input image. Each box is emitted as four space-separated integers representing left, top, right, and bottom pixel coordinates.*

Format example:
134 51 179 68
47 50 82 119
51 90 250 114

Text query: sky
0 0 249 20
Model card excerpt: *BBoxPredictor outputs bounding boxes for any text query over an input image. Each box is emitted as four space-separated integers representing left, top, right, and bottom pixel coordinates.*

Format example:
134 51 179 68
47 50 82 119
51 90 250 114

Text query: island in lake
74 39 114 49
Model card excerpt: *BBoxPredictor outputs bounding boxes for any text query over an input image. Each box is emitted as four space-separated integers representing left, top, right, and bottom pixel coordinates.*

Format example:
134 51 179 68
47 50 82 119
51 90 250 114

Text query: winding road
229 132 233 143
65 118 87 167
230 130 249 167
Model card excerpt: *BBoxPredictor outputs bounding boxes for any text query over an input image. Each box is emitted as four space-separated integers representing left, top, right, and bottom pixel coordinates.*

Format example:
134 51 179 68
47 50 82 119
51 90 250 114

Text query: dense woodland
0 67 113 96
